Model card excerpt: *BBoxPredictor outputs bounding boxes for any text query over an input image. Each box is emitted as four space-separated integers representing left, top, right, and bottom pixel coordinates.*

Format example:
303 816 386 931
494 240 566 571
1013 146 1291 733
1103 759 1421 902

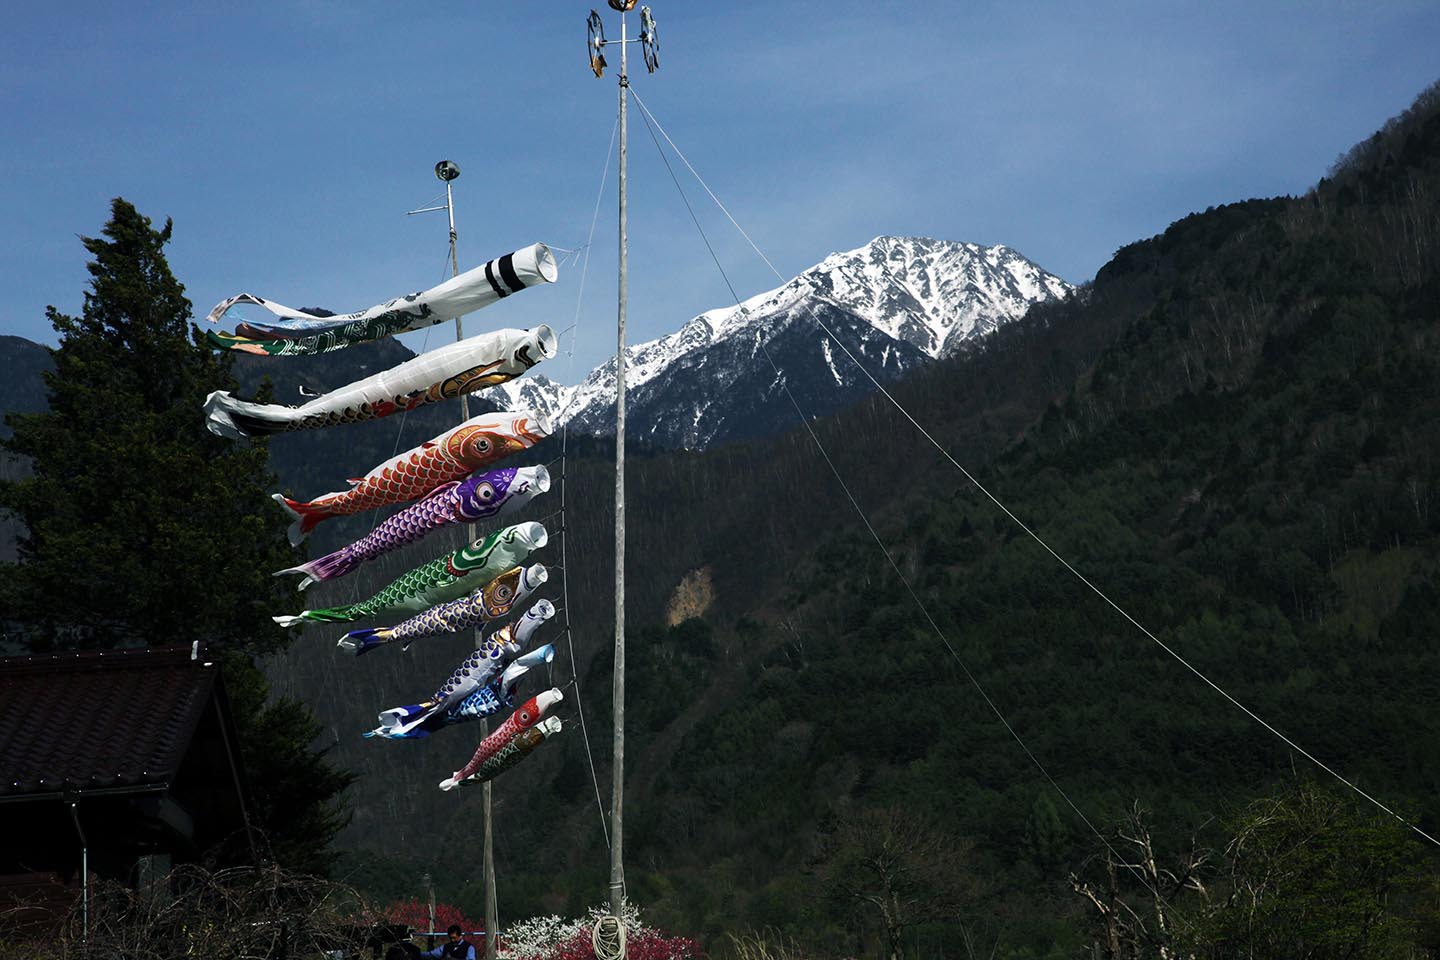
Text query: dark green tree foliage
1071 784 1435 959
1 199 289 653
809 806 986 960
1189 784 1427 960
0 199 352 873
225 652 355 875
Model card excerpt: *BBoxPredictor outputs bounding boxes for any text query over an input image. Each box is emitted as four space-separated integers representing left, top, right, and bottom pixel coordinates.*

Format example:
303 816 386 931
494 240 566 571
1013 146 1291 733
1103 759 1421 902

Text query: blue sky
2 1 1437 377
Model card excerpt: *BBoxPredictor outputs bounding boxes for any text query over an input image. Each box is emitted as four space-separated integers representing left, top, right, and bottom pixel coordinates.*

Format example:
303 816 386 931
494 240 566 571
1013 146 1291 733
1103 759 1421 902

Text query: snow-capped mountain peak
485 236 1071 447
799 235 1072 357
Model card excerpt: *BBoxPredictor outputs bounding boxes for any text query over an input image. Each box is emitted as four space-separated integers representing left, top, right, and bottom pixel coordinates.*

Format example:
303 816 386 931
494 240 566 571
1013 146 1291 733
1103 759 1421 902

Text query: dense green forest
3 77 1438 959
540 79 1440 952
262 79 1440 956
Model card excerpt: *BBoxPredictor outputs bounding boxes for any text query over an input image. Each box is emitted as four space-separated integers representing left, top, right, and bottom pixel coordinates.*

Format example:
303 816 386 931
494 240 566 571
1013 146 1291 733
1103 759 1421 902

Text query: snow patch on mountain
483 236 1071 445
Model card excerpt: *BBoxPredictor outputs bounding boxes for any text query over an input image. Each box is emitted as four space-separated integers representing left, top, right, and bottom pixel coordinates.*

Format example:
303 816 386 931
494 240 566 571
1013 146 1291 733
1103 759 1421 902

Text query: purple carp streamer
442 718 562 790
272 411 549 545
365 642 555 740
273 522 546 627
204 325 556 439
206 243 558 356
279 466 550 589
339 575 552 656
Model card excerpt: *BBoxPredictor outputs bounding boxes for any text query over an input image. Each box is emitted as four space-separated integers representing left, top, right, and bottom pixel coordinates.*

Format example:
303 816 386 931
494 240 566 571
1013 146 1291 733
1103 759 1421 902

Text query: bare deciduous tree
1 863 378 960
1069 804 1210 960
811 805 988 960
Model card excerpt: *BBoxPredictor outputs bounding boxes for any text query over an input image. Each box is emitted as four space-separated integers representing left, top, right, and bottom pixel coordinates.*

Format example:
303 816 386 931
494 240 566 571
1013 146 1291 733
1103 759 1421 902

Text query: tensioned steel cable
340 258 449 605
555 113 621 849
630 88 1439 850
632 102 1210 933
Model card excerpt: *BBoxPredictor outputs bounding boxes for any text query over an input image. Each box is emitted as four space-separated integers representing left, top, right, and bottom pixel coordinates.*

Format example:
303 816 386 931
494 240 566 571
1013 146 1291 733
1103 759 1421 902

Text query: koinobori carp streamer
272 522 546 627
206 243 558 356
415 601 556 705
366 643 555 740
272 411 550 546
439 688 563 790
278 465 550 584
203 325 556 440
443 718 562 789
336 570 552 657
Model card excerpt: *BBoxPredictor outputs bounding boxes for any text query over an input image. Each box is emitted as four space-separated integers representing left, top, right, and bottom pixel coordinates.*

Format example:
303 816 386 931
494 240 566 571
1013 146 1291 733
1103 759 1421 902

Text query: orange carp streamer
273 410 550 544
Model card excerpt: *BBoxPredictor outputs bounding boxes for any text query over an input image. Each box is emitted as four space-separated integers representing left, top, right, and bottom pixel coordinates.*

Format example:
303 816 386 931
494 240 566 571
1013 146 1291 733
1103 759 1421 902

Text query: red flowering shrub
629 929 703 960
383 897 485 936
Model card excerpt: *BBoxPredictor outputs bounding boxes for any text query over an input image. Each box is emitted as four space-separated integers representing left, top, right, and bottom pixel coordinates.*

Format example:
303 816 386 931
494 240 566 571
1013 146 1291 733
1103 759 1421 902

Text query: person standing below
422 924 478 960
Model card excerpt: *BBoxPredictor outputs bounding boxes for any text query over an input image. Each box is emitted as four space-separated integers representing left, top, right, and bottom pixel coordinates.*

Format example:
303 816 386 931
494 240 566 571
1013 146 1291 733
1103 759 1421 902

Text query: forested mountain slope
262 79 1440 954
581 80 1440 949
0 337 52 565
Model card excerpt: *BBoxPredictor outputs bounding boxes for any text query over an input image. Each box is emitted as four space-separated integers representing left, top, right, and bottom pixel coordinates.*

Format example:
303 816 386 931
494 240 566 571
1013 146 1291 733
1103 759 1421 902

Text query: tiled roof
0 645 218 798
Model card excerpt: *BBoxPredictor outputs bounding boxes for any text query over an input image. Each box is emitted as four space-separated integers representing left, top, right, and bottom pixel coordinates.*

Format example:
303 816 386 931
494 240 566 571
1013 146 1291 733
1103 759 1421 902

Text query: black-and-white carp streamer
203 325 556 439
206 243 558 356
367 641 555 740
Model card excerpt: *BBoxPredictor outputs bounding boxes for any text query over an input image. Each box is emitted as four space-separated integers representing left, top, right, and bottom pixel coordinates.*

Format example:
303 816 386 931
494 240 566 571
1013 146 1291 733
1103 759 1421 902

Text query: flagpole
588 3 658 939
434 160 500 960
609 3 630 920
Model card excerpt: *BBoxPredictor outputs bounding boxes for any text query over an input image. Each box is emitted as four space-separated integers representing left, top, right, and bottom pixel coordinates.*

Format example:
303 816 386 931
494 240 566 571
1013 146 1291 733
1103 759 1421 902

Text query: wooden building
0 644 254 934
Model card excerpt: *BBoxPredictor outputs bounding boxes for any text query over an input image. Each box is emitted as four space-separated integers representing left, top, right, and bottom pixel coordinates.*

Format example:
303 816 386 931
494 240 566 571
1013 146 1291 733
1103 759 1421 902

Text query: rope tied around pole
592 913 626 960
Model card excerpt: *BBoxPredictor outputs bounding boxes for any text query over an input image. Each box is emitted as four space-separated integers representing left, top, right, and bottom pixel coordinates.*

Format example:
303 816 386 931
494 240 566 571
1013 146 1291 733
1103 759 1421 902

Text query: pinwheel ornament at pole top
587 3 660 78
639 6 659 72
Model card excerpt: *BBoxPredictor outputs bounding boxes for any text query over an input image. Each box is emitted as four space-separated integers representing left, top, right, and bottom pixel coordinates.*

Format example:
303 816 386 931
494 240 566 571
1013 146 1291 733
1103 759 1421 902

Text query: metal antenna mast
407 161 499 960
587 0 660 941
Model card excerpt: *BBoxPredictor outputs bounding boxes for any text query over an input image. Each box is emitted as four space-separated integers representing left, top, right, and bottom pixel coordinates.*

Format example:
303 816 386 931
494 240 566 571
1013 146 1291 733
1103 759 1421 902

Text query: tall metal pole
609 8 629 919
70 802 88 944
425 872 437 952
446 180 461 281
444 172 499 960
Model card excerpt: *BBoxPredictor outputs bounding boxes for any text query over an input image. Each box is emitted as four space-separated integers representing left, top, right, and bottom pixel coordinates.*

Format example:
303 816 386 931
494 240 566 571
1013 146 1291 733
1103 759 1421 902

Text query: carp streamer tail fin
203 390 286 440
273 605 360 628
367 703 433 740
271 492 333 546
273 544 356 589
336 627 394 657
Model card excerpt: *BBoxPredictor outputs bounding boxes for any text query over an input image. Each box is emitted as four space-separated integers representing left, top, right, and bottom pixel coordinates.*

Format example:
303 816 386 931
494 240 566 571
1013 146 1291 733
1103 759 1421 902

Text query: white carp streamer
206 243 558 355
203 325 556 439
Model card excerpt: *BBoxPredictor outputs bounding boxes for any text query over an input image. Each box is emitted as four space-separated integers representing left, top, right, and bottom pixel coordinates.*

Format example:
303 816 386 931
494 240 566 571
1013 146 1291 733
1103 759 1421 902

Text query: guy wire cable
343 258 448 605
632 101 1202 932
629 87 1440 851
556 112 622 849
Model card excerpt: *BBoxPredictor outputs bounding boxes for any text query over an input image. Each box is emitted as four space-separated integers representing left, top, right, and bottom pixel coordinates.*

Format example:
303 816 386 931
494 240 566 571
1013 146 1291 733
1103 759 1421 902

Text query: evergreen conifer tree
1 198 291 652
0 198 352 873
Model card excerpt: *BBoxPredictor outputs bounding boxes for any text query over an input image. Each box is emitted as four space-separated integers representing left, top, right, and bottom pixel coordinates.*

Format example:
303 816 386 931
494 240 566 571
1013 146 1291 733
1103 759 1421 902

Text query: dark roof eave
0 782 170 804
